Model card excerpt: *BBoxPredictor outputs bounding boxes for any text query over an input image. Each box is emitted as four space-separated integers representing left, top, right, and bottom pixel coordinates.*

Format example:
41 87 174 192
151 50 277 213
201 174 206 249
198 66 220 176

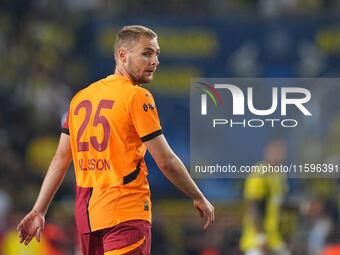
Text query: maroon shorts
79 220 151 255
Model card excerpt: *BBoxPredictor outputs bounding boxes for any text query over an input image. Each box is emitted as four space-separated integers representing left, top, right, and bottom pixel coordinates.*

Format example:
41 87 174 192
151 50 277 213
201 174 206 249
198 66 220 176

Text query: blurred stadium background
1 0 340 254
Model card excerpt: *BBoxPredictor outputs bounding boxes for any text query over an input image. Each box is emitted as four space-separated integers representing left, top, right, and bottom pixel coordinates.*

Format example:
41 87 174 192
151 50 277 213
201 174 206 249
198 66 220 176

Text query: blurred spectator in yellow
240 138 290 255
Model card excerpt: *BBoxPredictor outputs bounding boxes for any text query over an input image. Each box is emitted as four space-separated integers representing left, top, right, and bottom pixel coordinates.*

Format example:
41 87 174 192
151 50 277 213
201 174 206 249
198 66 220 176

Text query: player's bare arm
144 134 215 229
17 133 72 245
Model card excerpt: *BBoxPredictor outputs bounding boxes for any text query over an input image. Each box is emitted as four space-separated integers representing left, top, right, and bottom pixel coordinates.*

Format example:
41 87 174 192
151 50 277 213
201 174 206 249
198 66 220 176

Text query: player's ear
117 48 127 63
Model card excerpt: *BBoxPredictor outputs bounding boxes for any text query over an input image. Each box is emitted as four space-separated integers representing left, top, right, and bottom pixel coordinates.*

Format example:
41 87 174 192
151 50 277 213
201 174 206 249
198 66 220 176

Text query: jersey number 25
74 100 114 152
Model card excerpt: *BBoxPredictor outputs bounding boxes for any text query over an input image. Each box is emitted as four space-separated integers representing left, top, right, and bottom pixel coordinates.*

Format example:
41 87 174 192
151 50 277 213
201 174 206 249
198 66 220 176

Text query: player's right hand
193 196 215 229
17 209 45 245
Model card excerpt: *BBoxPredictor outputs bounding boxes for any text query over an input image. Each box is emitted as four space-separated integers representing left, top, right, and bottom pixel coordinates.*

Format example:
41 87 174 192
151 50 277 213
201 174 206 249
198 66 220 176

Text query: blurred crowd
1 0 340 254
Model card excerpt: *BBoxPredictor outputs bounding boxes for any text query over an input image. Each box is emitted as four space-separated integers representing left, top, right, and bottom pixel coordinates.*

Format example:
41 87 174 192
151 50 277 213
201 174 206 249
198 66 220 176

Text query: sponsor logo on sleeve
143 103 156 112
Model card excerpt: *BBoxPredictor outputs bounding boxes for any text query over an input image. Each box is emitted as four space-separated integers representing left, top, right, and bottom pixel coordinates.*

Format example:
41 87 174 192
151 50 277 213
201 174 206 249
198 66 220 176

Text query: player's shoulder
133 85 152 95
70 88 85 105
130 86 154 100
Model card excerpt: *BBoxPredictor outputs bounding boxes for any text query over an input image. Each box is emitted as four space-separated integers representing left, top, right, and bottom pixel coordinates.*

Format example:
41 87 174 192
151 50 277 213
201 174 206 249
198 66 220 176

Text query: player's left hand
193 196 215 229
17 209 45 245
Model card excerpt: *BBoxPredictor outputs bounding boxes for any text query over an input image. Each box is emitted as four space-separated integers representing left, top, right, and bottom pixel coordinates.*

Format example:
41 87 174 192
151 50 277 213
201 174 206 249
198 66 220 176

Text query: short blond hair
114 25 157 62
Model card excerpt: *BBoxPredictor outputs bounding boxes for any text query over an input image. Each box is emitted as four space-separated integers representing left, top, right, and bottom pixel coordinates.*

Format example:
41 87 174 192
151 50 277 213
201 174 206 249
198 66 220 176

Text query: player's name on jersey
78 158 111 171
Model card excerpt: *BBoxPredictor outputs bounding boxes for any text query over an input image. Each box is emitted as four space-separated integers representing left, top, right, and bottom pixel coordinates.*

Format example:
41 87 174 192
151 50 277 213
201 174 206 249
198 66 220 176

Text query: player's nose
151 56 159 66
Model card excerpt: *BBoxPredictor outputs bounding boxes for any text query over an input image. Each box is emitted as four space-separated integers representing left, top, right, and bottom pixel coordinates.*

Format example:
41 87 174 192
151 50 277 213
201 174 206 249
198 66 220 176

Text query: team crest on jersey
143 103 156 112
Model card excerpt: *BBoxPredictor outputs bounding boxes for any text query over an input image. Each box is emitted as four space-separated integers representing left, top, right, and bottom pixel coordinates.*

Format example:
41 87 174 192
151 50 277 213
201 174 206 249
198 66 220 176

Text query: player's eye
142 52 151 57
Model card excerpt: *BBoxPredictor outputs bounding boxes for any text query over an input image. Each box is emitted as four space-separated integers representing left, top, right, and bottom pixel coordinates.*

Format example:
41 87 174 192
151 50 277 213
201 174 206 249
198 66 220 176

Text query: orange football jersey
63 74 162 233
